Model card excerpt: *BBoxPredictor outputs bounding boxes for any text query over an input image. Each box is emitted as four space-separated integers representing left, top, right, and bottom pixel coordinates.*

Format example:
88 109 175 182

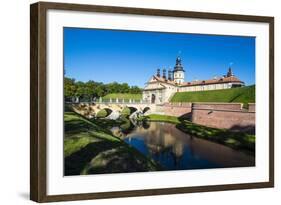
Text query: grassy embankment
64 110 161 175
171 85 255 108
142 114 255 154
103 93 142 100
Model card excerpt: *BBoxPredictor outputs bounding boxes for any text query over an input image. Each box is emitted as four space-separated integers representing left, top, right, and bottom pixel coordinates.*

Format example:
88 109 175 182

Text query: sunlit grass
64 111 161 175
103 93 142 100
171 85 255 108
144 114 180 124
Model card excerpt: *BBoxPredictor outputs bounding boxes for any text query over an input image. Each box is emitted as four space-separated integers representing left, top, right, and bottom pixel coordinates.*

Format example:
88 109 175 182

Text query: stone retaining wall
248 103 255 112
191 103 255 133
159 102 255 133
192 102 243 111
160 103 192 117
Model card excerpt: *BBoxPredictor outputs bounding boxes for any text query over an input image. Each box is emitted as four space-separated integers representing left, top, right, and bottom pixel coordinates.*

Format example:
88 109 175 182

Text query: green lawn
142 114 255 154
176 121 255 154
103 93 142 100
143 114 180 124
171 85 255 106
64 111 160 175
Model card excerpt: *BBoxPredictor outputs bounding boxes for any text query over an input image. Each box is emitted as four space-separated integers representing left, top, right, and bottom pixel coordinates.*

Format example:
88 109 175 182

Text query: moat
111 121 255 171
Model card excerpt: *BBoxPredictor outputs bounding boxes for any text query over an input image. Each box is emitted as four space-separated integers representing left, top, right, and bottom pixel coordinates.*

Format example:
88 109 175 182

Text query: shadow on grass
64 110 161 176
65 140 120 176
176 121 255 156
229 93 243 103
65 139 161 176
230 124 255 135
178 112 192 121
81 145 160 175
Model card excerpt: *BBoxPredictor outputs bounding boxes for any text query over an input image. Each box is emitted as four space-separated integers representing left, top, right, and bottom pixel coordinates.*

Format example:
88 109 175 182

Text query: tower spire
227 64 234 77
174 56 184 72
162 68 166 79
168 70 172 81
156 68 160 77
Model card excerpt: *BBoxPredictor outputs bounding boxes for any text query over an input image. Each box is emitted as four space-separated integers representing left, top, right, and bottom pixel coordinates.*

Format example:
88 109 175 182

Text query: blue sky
64 27 255 87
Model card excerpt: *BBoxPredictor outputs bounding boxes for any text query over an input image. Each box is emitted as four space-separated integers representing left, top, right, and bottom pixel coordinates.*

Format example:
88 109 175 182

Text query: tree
120 83 130 93
75 81 85 101
130 86 142 94
64 77 77 102
64 77 143 101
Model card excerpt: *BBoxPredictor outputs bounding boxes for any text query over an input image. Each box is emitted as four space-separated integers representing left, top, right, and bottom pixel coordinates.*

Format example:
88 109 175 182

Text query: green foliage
120 107 131 117
64 111 161 175
96 109 110 118
64 77 142 101
103 93 142 100
176 121 255 154
64 78 76 97
171 85 255 106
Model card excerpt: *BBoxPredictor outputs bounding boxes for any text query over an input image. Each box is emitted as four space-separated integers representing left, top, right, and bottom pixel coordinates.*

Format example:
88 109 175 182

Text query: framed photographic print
30 1 274 202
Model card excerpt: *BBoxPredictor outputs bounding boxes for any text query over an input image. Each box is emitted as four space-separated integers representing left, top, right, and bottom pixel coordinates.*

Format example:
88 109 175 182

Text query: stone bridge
69 101 255 133
71 102 156 119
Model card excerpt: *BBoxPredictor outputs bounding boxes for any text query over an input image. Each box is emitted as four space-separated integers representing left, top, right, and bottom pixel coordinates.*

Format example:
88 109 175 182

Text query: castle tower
156 68 161 77
162 68 167 80
173 56 185 84
168 70 173 81
226 67 234 77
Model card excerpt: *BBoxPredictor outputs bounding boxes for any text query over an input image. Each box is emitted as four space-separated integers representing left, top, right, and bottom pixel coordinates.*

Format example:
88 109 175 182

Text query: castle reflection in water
111 121 254 171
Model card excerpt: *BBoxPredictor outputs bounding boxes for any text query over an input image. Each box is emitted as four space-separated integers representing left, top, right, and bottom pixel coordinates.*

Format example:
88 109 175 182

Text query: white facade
142 77 178 104
142 57 244 104
174 70 184 84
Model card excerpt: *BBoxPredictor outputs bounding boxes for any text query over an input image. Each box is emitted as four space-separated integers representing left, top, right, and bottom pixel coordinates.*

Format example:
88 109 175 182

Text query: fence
93 98 150 104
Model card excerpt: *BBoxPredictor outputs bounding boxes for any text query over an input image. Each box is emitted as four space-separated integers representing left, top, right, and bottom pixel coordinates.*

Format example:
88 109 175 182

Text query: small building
142 56 244 104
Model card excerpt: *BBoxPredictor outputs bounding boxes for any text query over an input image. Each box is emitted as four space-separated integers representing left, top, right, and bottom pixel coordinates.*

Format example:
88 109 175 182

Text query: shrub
96 109 108 118
121 107 131 117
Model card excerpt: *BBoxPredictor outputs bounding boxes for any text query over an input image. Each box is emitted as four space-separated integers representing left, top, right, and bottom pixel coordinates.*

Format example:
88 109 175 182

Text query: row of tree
64 77 142 102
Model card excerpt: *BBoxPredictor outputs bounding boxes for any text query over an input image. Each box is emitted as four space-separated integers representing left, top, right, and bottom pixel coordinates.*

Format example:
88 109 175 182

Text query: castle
142 57 244 104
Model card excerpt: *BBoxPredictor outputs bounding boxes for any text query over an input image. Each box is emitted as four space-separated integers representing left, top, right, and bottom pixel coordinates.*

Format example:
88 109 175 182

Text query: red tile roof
151 75 244 87
151 76 177 85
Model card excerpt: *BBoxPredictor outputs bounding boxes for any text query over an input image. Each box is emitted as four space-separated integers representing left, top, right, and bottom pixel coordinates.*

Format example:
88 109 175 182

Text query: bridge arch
143 107 151 114
127 106 138 114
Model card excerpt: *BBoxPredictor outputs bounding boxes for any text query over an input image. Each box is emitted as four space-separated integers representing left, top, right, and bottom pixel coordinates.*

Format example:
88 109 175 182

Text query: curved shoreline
140 114 255 155
64 111 161 176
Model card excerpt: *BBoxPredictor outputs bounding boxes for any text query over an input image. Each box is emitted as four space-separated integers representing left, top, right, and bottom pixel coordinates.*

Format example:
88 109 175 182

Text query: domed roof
174 56 185 72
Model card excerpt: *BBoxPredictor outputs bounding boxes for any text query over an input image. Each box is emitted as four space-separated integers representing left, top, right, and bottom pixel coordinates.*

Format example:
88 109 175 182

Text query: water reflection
111 121 255 170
